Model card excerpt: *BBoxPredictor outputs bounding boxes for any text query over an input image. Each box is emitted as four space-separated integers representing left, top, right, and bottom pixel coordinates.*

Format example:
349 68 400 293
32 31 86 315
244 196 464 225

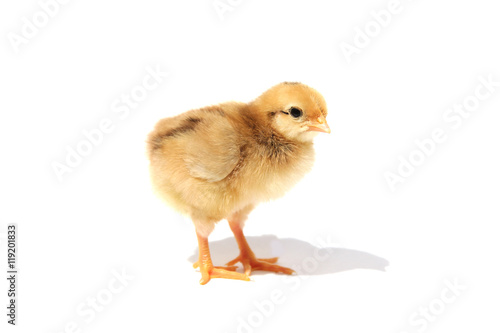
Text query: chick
147 82 330 284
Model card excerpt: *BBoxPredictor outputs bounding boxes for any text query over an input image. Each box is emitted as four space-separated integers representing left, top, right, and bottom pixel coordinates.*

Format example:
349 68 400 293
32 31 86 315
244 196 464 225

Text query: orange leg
226 221 295 276
194 231 250 285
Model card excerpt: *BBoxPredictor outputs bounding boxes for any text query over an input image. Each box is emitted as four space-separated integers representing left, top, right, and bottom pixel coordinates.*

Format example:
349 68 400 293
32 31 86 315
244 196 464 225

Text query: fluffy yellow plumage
147 82 329 284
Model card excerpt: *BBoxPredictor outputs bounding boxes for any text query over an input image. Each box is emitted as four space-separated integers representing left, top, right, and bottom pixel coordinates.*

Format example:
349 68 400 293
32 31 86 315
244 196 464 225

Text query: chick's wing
183 114 240 183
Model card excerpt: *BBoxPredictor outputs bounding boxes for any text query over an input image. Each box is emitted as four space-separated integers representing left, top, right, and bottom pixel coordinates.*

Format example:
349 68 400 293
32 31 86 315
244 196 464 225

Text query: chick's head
253 82 330 142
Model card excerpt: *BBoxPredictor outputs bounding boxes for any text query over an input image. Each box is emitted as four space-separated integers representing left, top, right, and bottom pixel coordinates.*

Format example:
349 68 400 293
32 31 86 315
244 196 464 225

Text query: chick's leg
195 231 250 285
226 220 295 276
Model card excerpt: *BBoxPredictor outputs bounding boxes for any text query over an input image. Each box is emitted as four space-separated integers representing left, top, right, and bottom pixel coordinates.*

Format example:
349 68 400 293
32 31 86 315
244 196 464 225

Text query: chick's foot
226 253 295 276
196 262 251 285
195 231 250 285
227 220 295 277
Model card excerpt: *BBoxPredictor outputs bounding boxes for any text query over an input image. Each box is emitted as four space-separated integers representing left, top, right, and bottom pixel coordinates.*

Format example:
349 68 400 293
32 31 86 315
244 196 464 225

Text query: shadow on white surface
188 235 389 275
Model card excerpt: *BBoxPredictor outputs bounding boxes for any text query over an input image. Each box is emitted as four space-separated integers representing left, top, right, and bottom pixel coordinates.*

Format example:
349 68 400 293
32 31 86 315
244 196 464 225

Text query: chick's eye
289 107 303 118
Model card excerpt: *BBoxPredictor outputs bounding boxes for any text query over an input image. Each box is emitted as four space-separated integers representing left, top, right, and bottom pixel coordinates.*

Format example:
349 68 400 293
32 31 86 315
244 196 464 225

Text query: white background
1 0 499 332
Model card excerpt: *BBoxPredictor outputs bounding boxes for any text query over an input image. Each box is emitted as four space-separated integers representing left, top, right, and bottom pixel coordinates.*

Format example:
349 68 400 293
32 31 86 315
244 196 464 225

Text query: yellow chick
147 82 330 284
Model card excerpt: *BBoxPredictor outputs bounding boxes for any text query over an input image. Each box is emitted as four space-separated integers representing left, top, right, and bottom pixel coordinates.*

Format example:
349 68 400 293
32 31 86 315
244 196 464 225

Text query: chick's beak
308 116 331 134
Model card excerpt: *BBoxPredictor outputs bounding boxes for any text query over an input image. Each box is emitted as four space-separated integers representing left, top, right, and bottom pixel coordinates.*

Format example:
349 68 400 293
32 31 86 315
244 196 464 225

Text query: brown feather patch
150 117 202 150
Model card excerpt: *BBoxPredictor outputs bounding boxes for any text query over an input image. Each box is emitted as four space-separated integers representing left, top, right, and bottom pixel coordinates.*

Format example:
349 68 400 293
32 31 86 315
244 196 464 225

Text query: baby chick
147 82 330 284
